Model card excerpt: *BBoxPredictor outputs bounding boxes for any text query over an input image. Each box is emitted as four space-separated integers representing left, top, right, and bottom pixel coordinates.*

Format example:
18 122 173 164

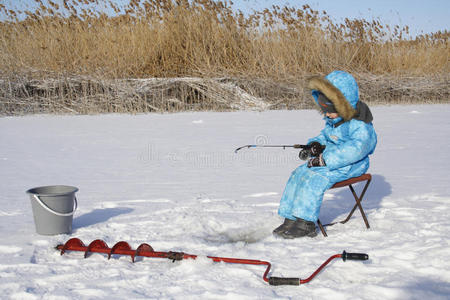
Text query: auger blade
85 239 109 258
109 241 132 260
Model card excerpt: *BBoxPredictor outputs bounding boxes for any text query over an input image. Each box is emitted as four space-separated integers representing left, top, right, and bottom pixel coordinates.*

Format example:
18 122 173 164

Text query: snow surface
1 104 450 299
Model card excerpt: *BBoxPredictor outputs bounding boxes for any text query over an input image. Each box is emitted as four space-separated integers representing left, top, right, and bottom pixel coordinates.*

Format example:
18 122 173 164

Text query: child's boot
280 218 317 239
272 218 296 235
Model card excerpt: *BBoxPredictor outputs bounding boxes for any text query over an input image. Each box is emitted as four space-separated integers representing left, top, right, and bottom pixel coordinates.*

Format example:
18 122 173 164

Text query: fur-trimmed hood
308 71 359 121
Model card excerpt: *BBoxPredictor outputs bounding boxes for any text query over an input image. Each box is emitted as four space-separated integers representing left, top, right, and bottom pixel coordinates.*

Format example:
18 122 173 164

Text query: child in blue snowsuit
273 71 377 239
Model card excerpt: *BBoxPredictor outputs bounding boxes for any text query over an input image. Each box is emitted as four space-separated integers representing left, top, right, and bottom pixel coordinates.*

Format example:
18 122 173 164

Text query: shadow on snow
73 207 133 230
318 174 392 226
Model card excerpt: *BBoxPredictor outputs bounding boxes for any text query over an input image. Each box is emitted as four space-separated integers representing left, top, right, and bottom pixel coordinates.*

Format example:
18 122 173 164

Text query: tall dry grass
1 0 448 78
0 0 448 115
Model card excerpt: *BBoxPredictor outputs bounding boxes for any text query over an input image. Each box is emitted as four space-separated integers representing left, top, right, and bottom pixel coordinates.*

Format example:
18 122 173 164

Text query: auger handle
268 251 368 286
268 277 300 286
342 251 369 261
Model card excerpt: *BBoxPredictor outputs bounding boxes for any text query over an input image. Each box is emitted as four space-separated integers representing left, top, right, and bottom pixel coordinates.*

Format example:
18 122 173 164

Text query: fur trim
308 76 356 121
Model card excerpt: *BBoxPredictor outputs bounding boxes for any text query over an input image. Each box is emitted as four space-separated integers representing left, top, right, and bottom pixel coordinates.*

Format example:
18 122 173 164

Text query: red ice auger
56 238 369 286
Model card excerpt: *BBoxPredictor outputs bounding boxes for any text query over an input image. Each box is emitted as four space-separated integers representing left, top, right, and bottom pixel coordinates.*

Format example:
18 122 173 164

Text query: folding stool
317 173 372 237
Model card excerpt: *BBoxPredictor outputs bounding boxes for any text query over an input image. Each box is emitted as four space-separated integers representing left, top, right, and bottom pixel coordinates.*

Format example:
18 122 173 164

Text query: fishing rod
234 144 309 153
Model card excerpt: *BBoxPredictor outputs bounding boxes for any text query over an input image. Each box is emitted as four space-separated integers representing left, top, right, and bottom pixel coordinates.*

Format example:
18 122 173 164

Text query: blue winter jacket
308 71 377 172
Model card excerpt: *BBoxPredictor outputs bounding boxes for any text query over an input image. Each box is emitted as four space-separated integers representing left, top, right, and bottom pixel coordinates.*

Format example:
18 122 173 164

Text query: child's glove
299 141 325 161
307 154 326 167
309 141 325 156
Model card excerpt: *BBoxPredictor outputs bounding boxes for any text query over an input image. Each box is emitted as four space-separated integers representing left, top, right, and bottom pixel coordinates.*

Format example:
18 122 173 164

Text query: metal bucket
26 185 78 235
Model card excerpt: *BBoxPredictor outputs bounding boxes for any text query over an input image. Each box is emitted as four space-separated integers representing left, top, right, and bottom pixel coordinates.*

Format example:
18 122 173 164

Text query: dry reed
0 0 448 115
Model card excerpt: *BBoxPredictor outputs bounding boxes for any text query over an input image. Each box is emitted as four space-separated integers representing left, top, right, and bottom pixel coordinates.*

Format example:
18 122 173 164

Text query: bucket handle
32 195 77 217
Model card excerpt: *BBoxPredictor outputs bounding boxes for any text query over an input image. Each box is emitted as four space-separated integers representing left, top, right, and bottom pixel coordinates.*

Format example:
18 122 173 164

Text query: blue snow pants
278 159 369 222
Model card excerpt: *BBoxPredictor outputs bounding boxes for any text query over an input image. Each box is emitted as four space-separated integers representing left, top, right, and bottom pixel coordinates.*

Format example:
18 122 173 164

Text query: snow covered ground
1 104 449 299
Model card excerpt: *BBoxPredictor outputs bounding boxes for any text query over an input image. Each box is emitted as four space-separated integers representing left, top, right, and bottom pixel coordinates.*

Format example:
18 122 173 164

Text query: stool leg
351 185 370 229
343 180 371 229
317 219 328 237
341 199 358 224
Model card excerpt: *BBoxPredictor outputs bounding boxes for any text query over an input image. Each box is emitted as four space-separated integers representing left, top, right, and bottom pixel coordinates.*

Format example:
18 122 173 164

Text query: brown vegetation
0 0 448 115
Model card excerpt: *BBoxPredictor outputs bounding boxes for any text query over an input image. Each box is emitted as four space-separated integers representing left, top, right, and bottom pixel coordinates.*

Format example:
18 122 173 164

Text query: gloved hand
299 141 325 160
307 154 326 168
309 141 325 156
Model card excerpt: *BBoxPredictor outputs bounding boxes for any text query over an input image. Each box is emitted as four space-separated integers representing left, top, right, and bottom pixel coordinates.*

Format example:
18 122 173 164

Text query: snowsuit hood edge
308 76 357 122
355 101 373 124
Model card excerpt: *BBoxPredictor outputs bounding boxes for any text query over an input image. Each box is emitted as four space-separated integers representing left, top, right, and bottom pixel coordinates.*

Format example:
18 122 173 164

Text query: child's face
325 112 339 119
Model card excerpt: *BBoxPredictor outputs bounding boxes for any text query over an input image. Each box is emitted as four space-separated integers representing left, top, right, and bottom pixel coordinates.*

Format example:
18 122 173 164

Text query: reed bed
0 0 448 115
